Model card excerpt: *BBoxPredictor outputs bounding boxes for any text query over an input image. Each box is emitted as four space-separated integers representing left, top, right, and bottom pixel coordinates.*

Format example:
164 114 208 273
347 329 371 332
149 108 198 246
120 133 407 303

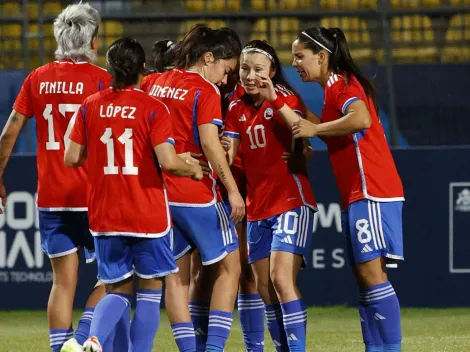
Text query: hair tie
167 41 173 48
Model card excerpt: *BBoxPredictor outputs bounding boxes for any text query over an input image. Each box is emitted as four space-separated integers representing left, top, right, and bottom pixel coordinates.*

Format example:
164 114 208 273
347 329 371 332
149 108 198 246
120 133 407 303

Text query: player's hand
190 164 204 181
282 151 306 174
228 190 245 224
292 119 318 139
0 178 5 215
254 73 277 102
221 136 231 152
179 152 211 176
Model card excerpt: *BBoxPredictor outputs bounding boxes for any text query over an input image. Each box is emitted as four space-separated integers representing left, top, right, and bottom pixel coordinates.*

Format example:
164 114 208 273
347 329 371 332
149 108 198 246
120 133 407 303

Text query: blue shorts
342 199 404 264
223 199 247 224
171 202 238 265
94 233 178 284
39 211 95 261
247 206 315 265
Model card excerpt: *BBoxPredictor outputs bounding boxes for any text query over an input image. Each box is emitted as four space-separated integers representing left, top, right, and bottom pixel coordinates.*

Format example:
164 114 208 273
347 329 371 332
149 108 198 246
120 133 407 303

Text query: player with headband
256 27 405 352
224 40 317 352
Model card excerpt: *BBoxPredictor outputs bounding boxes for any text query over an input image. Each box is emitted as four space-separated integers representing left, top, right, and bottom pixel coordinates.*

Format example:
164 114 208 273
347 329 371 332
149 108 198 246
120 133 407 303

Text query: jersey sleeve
150 100 174 147
223 100 240 139
69 104 87 146
196 89 223 127
327 76 363 115
284 94 305 117
13 72 34 117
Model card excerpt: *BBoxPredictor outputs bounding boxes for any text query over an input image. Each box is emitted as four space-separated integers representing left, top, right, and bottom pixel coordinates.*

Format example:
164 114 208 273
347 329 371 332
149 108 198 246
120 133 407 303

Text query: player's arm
0 110 28 177
64 141 87 168
293 100 371 138
253 74 304 129
155 143 202 180
222 100 242 166
222 135 240 166
199 123 245 223
0 110 29 213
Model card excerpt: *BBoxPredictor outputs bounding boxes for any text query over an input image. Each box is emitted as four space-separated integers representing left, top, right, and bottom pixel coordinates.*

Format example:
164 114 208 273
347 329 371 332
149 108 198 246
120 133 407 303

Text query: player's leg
66 281 106 349
84 236 134 352
188 249 213 351
190 202 241 352
270 206 315 351
248 220 288 352
39 211 82 352
167 207 199 351
237 221 265 351
131 235 179 352
347 200 404 352
71 213 107 347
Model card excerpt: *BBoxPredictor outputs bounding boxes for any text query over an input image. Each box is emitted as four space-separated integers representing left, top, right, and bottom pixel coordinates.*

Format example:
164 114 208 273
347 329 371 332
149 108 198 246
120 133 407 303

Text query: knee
218 252 241 281
355 259 388 289
270 266 293 298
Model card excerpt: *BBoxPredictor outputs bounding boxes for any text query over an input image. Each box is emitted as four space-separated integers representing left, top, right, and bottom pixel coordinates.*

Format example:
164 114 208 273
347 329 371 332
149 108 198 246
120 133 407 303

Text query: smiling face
291 38 323 83
203 53 238 86
239 52 274 95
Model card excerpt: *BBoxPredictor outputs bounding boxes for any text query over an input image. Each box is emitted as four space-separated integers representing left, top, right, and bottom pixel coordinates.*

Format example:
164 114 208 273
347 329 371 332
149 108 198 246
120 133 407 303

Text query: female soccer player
65 37 203 352
0 3 110 351
224 77 266 352
257 27 404 352
143 24 244 352
224 40 317 352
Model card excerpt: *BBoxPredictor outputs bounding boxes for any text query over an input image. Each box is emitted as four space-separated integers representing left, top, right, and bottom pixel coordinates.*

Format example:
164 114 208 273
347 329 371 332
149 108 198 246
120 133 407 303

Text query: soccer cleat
83 336 102 352
60 338 83 352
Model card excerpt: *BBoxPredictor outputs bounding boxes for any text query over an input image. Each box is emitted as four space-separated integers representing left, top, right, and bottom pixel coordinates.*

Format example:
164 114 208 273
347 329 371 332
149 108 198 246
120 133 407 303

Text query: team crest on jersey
264 107 274 120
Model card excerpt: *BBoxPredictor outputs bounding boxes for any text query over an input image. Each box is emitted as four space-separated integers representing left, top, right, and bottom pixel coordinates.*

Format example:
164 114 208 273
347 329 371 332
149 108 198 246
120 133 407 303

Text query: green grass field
1 307 469 351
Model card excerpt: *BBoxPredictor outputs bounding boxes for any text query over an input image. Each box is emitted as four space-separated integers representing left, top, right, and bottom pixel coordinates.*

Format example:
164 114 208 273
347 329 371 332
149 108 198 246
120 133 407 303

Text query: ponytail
298 27 377 109
107 38 146 90
151 39 179 73
175 23 241 69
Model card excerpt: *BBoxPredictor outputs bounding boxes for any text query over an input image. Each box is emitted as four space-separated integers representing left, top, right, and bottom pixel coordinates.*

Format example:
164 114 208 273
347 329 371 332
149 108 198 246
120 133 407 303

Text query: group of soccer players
0 2 405 352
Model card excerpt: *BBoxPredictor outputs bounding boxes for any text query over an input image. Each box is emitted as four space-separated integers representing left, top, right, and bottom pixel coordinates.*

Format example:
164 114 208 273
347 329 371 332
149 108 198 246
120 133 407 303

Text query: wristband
271 95 285 110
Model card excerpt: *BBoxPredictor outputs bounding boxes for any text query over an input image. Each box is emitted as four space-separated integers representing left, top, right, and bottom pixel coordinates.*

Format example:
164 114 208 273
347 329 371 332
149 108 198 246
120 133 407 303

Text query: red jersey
143 69 223 207
69 87 173 237
140 72 161 92
224 85 317 221
13 59 111 211
322 73 404 208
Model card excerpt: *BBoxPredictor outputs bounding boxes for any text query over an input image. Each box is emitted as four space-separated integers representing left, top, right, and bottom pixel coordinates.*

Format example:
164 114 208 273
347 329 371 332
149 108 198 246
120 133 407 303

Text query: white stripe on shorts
376 202 387 249
219 203 233 244
367 200 380 250
302 207 310 248
296 207 305 247
215 203 229 246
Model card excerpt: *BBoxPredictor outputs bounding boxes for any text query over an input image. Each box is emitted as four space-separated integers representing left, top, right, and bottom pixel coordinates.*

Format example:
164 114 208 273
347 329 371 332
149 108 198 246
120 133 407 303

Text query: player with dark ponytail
256 27 404 352
65 38 202 352
142 24 243 352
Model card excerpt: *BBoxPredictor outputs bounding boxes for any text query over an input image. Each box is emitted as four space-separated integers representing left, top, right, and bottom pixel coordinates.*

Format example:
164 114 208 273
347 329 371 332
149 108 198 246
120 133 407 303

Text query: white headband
301 31 332 54
242 47 275 63
167 41 174 48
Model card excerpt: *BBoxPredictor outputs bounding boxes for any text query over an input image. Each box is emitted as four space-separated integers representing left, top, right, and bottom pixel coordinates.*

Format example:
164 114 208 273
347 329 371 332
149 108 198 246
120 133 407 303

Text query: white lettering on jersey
99 104 136 119
149 85 188 100
39 81 84 95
